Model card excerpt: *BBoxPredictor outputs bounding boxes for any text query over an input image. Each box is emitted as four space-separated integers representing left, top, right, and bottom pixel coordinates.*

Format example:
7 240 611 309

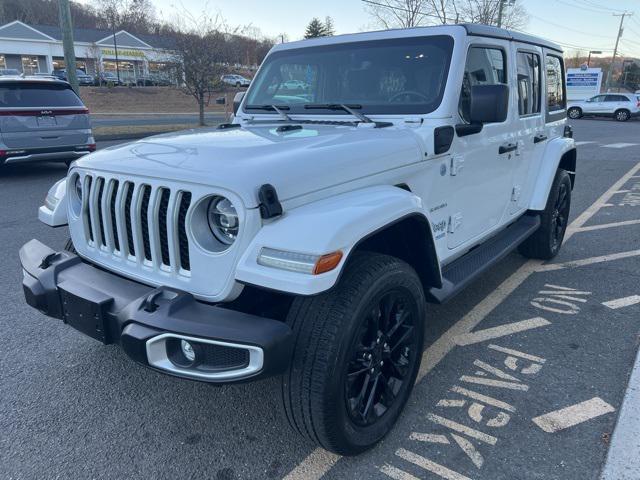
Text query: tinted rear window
0 82 84 108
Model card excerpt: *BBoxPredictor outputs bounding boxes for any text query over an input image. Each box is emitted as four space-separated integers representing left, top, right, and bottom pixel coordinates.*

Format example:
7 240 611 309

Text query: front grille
81 174 192 272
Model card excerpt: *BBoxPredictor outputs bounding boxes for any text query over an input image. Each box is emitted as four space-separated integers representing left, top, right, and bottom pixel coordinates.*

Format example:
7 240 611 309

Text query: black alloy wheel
345 289 419 427
550 180 570 252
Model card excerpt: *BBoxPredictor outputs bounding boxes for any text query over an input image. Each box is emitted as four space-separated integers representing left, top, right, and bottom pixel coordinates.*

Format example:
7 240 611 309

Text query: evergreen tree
324 16 335 36
304 17 327 39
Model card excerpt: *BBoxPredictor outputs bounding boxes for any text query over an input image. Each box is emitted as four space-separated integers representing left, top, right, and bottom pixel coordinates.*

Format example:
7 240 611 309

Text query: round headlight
207 196 238 245
74 175 83 201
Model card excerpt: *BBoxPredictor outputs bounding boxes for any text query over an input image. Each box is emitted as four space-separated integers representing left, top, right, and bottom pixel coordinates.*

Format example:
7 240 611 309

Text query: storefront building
0 20 177 83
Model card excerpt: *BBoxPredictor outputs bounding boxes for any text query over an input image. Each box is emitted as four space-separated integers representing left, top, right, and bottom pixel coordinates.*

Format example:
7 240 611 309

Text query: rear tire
568 107 582 119
518 169 572 260
614 109 630 122
281 252 426 455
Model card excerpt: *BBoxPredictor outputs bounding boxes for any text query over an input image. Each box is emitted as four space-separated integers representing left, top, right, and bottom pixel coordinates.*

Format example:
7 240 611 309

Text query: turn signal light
313 251 344 275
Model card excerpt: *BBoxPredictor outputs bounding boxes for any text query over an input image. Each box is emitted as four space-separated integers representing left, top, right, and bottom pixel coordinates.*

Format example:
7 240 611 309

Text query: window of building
545 55 565 112
459 46 507 122
0 55 6 69
21 55 39 75
517 51 541 116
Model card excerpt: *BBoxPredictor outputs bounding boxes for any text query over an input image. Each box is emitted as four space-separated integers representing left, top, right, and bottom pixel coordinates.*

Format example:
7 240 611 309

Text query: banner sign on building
566 66 603 101
101 48 145 58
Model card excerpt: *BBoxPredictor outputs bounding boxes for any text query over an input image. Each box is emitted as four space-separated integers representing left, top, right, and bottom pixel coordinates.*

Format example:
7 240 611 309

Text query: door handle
499 143 518 154
533 134 548 144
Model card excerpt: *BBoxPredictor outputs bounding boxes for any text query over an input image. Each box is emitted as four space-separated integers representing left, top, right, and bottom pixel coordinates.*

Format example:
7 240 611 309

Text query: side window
545 55 565 112
517 51 541 115
459 46 507 122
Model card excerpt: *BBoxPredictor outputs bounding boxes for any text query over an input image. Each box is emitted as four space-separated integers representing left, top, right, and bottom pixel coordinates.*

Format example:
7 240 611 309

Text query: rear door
511 45 544 215
0 81 91 149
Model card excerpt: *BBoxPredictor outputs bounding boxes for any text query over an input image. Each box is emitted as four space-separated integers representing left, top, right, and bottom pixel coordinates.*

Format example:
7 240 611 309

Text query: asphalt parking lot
1 119 639 480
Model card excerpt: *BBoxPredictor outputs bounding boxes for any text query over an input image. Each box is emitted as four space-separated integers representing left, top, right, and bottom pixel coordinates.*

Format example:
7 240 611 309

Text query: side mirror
233 92 245 115
469 84 509 124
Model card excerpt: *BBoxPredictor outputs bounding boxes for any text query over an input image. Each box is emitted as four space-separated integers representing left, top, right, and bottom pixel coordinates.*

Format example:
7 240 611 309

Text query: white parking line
601 143 639 149
455 317 551 346
575 141 596 146
282 161 640 480
538 249 640 272
281 450 340 480
577 219 640 232
379 464 421 480
602 295 640 310
395 448 472 480
532 397 615 433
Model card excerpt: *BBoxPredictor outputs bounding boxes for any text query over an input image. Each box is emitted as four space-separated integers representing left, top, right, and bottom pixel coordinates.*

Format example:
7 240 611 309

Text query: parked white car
568 93 640 121
221 74 251 87
22 24 576 456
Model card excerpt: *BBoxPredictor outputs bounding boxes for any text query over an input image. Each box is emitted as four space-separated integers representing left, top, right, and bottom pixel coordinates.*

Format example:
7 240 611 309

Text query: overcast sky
78 0 640 57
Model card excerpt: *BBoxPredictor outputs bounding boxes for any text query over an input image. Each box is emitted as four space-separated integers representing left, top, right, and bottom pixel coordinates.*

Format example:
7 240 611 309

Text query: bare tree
173 11 229 126
365 0 434 28
457 0 528 30
365 0 528 29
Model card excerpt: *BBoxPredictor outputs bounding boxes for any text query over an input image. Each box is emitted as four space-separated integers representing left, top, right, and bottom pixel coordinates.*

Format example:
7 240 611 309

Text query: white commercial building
0 20 177 83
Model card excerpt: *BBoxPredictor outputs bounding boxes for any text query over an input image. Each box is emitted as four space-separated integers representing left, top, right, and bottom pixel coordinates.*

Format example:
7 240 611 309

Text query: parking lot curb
601 344 640 480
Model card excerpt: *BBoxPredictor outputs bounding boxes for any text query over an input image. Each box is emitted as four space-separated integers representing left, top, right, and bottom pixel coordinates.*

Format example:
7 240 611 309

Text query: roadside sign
567 67 603 100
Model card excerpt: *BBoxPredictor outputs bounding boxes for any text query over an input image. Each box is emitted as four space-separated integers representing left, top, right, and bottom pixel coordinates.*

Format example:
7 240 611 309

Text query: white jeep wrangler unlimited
21 24 576 455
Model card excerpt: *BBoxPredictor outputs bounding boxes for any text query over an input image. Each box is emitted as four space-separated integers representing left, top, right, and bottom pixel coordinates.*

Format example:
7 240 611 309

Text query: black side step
427 214 541 304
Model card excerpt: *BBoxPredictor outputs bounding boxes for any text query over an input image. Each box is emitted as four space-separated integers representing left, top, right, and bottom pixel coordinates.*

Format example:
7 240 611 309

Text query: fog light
181 340 196 362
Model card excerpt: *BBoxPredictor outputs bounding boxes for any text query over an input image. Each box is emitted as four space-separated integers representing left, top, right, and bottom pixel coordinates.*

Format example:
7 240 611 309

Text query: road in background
1 119 639 480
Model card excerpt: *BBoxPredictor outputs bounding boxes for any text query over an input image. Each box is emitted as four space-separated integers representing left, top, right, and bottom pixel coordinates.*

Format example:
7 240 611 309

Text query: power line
529 13 614 39
578 0 627 14
554 0 625 15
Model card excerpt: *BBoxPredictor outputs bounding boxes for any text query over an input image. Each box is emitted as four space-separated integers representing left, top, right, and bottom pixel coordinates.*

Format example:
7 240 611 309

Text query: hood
77 124 423 208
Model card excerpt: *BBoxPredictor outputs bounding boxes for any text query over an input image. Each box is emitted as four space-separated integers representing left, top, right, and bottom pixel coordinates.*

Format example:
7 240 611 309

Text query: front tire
281 252 426 455
615 109 630 122
568 107 582 119
518 169 572 260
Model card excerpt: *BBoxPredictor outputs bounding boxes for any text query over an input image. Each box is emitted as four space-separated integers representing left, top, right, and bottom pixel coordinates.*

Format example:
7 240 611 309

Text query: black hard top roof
461 24 563 53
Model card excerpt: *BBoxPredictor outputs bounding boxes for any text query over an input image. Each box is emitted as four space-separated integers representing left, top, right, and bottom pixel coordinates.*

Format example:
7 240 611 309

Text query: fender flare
235 185 441 296
528 137 576 211
38 177 68 227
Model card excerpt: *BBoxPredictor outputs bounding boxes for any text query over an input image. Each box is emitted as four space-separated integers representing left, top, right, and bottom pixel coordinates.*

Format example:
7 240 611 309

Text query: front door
447 42 516 250
583 95 607 114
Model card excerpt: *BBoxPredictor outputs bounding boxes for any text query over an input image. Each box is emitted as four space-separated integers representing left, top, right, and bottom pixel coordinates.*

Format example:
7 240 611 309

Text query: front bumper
20 239 293 383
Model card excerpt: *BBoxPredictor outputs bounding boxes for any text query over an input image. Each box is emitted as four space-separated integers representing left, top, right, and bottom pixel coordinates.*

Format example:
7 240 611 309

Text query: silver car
0 77 94 167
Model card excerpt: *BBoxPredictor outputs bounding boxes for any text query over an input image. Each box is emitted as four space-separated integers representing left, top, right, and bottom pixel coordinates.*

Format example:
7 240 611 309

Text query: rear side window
517 51 541 116
606 95 629 102
459 46 507 122
0 82 84 108
545 55 565 112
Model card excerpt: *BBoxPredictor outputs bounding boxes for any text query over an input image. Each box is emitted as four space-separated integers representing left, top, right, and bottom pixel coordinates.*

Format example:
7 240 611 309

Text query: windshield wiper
303 104 391 128
244 104 292 122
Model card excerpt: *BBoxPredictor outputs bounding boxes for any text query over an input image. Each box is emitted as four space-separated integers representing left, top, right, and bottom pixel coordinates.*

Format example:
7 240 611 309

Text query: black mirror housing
233 92 245 115
469 84 509 124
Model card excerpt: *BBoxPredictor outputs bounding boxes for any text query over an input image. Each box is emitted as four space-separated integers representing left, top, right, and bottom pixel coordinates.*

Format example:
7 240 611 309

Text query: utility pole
57 0 78 94
497 0 505 28
605 12 632 92
112 25 121 84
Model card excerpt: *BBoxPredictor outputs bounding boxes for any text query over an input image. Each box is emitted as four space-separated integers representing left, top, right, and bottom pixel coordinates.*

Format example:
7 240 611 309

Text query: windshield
244 35 454 115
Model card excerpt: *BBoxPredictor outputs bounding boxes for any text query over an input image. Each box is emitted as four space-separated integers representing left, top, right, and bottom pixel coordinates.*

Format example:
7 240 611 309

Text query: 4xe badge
432 219 447 240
